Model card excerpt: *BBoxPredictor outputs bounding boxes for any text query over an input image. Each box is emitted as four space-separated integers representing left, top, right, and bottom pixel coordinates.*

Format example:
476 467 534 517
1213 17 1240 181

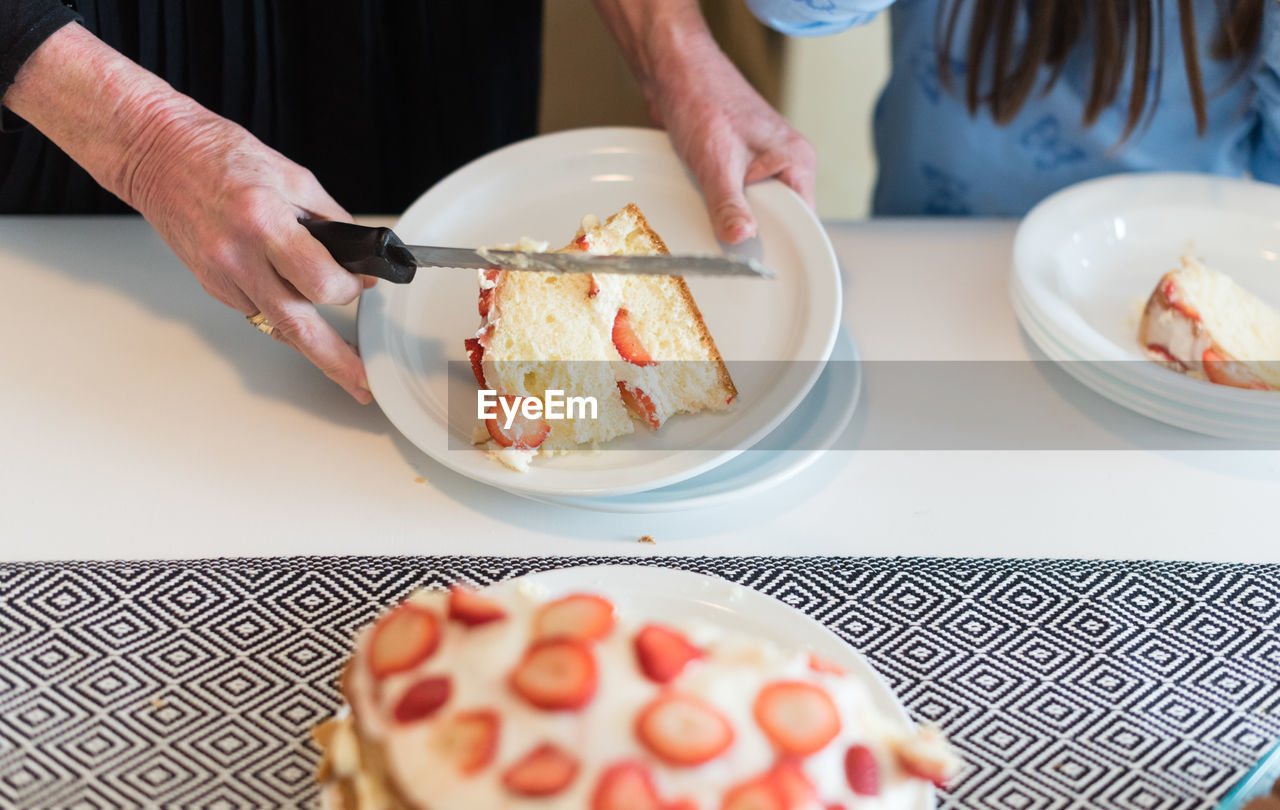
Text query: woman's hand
127 110 374 403
594 0 816 244
4 23 373 403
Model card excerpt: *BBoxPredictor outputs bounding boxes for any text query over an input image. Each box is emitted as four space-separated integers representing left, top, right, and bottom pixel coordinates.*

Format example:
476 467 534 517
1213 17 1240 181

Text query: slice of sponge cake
466 204 736 469
1138 256 1280 391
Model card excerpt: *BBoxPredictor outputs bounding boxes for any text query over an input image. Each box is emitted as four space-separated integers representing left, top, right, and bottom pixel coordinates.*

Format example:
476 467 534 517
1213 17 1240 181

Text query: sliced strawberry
1160 277 1201 321
1202 348 1270 390
447 584 507 627
753 681 840 757
478 287 495 318
502 742 580 797
768 760 817 807
844 744 880 796
612 308 656 366
591 761 664 810
437 709 500 775
393 675 451 723
720 777 786 810
636 693 734 766
367 603 441 679
534 593 616 641
510 638 598 710
807 653 845 676
634 624 702 683
618 381 661 429
482 268 502 284
588 275 601 298
464 338 487 388
1144 343 1187 371
666 801 699 810
891 728 956 788
574 234 591 252
485 395 551 449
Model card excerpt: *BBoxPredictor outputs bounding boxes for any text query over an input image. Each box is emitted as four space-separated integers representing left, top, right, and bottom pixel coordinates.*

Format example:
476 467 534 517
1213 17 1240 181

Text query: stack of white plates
1010 173 1280 441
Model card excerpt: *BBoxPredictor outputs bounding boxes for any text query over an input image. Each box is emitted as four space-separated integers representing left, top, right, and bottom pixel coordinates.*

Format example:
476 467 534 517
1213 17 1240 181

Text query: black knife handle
300 219 417 284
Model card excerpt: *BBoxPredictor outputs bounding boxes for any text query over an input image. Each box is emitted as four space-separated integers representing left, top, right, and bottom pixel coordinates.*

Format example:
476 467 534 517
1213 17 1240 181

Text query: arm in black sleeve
1 0 81 96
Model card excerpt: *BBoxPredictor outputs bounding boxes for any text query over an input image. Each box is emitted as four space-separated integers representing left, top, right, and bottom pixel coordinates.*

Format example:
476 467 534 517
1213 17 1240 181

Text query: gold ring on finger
246 312 275 336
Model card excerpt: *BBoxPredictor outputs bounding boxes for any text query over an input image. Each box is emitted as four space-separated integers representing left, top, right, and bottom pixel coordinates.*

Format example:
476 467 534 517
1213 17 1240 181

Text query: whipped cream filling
341 589 941 810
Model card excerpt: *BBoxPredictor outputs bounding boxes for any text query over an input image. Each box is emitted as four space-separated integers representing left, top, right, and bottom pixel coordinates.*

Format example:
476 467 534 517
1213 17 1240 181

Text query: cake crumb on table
638 534 656 544
413 477 426 484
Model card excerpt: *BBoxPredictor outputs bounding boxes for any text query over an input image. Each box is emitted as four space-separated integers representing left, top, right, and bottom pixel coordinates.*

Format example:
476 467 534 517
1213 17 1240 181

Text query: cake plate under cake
1010 173 1280 441
359 127 843 497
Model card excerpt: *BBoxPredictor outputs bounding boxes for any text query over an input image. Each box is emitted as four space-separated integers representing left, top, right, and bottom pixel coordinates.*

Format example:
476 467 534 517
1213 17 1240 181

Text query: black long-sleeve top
0 1 543 213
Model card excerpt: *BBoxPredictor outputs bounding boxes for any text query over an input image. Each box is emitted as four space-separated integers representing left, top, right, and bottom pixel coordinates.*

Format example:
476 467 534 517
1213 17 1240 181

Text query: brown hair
936 0 1265 140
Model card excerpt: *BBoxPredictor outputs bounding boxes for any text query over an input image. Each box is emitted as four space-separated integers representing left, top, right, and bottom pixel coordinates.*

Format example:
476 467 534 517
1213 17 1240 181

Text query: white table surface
2 216 1275 562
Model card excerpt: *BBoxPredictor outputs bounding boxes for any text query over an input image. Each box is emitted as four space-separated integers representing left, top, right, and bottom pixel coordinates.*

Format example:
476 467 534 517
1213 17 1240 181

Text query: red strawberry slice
478 269 501 318
574 235 591 252
636 693 734 766
510 638 598 710
891 728 955 788
612 309 656 366
502 742 580 796
534 594 616 641
437 709 500 775
1161 277 1201 321
720 777 786 810
464 338 487 388
1203 348 1270 390
618 381 661 429
393 675 451 723
447 584 507 627
844 744 880 796
634 624 702 683
485 395 551 449
807 653 845 676
591 761 665 810
753 681 841 757
666 801 699 810
768 760 817 807
367 603 441 679
588 275 601 298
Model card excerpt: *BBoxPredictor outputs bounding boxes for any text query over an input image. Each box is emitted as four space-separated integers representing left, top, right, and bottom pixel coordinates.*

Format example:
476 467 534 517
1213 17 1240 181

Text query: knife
300 220 774 283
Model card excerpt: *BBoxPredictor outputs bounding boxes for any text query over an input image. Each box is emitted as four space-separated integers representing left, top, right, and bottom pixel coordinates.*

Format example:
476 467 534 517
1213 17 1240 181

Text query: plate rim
520 325 863 513
358 126 842 497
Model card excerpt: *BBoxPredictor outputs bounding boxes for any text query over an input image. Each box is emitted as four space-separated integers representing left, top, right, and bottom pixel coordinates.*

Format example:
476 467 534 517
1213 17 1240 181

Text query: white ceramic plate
1010 173 1280 440
359 127 841 496
524 326 861 513
488 565 931 809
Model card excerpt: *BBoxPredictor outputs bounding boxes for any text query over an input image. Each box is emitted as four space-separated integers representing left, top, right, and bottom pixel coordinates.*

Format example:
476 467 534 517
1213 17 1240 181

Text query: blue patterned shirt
745 0 1280 215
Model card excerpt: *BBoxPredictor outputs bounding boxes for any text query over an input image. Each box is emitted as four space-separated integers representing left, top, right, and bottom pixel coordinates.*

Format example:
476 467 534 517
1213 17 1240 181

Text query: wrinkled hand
647 39 816 244
128 109 375 403
4 23 374 403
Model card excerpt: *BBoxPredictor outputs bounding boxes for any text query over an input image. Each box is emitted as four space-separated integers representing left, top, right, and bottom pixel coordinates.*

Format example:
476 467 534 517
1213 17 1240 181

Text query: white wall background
781 18 890 220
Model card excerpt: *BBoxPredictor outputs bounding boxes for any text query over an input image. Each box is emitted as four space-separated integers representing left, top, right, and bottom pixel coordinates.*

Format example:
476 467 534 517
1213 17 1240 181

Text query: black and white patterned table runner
1 557 1277 810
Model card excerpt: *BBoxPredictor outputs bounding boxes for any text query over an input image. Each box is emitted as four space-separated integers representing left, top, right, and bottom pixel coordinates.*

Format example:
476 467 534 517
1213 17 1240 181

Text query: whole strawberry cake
314 582 958 810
